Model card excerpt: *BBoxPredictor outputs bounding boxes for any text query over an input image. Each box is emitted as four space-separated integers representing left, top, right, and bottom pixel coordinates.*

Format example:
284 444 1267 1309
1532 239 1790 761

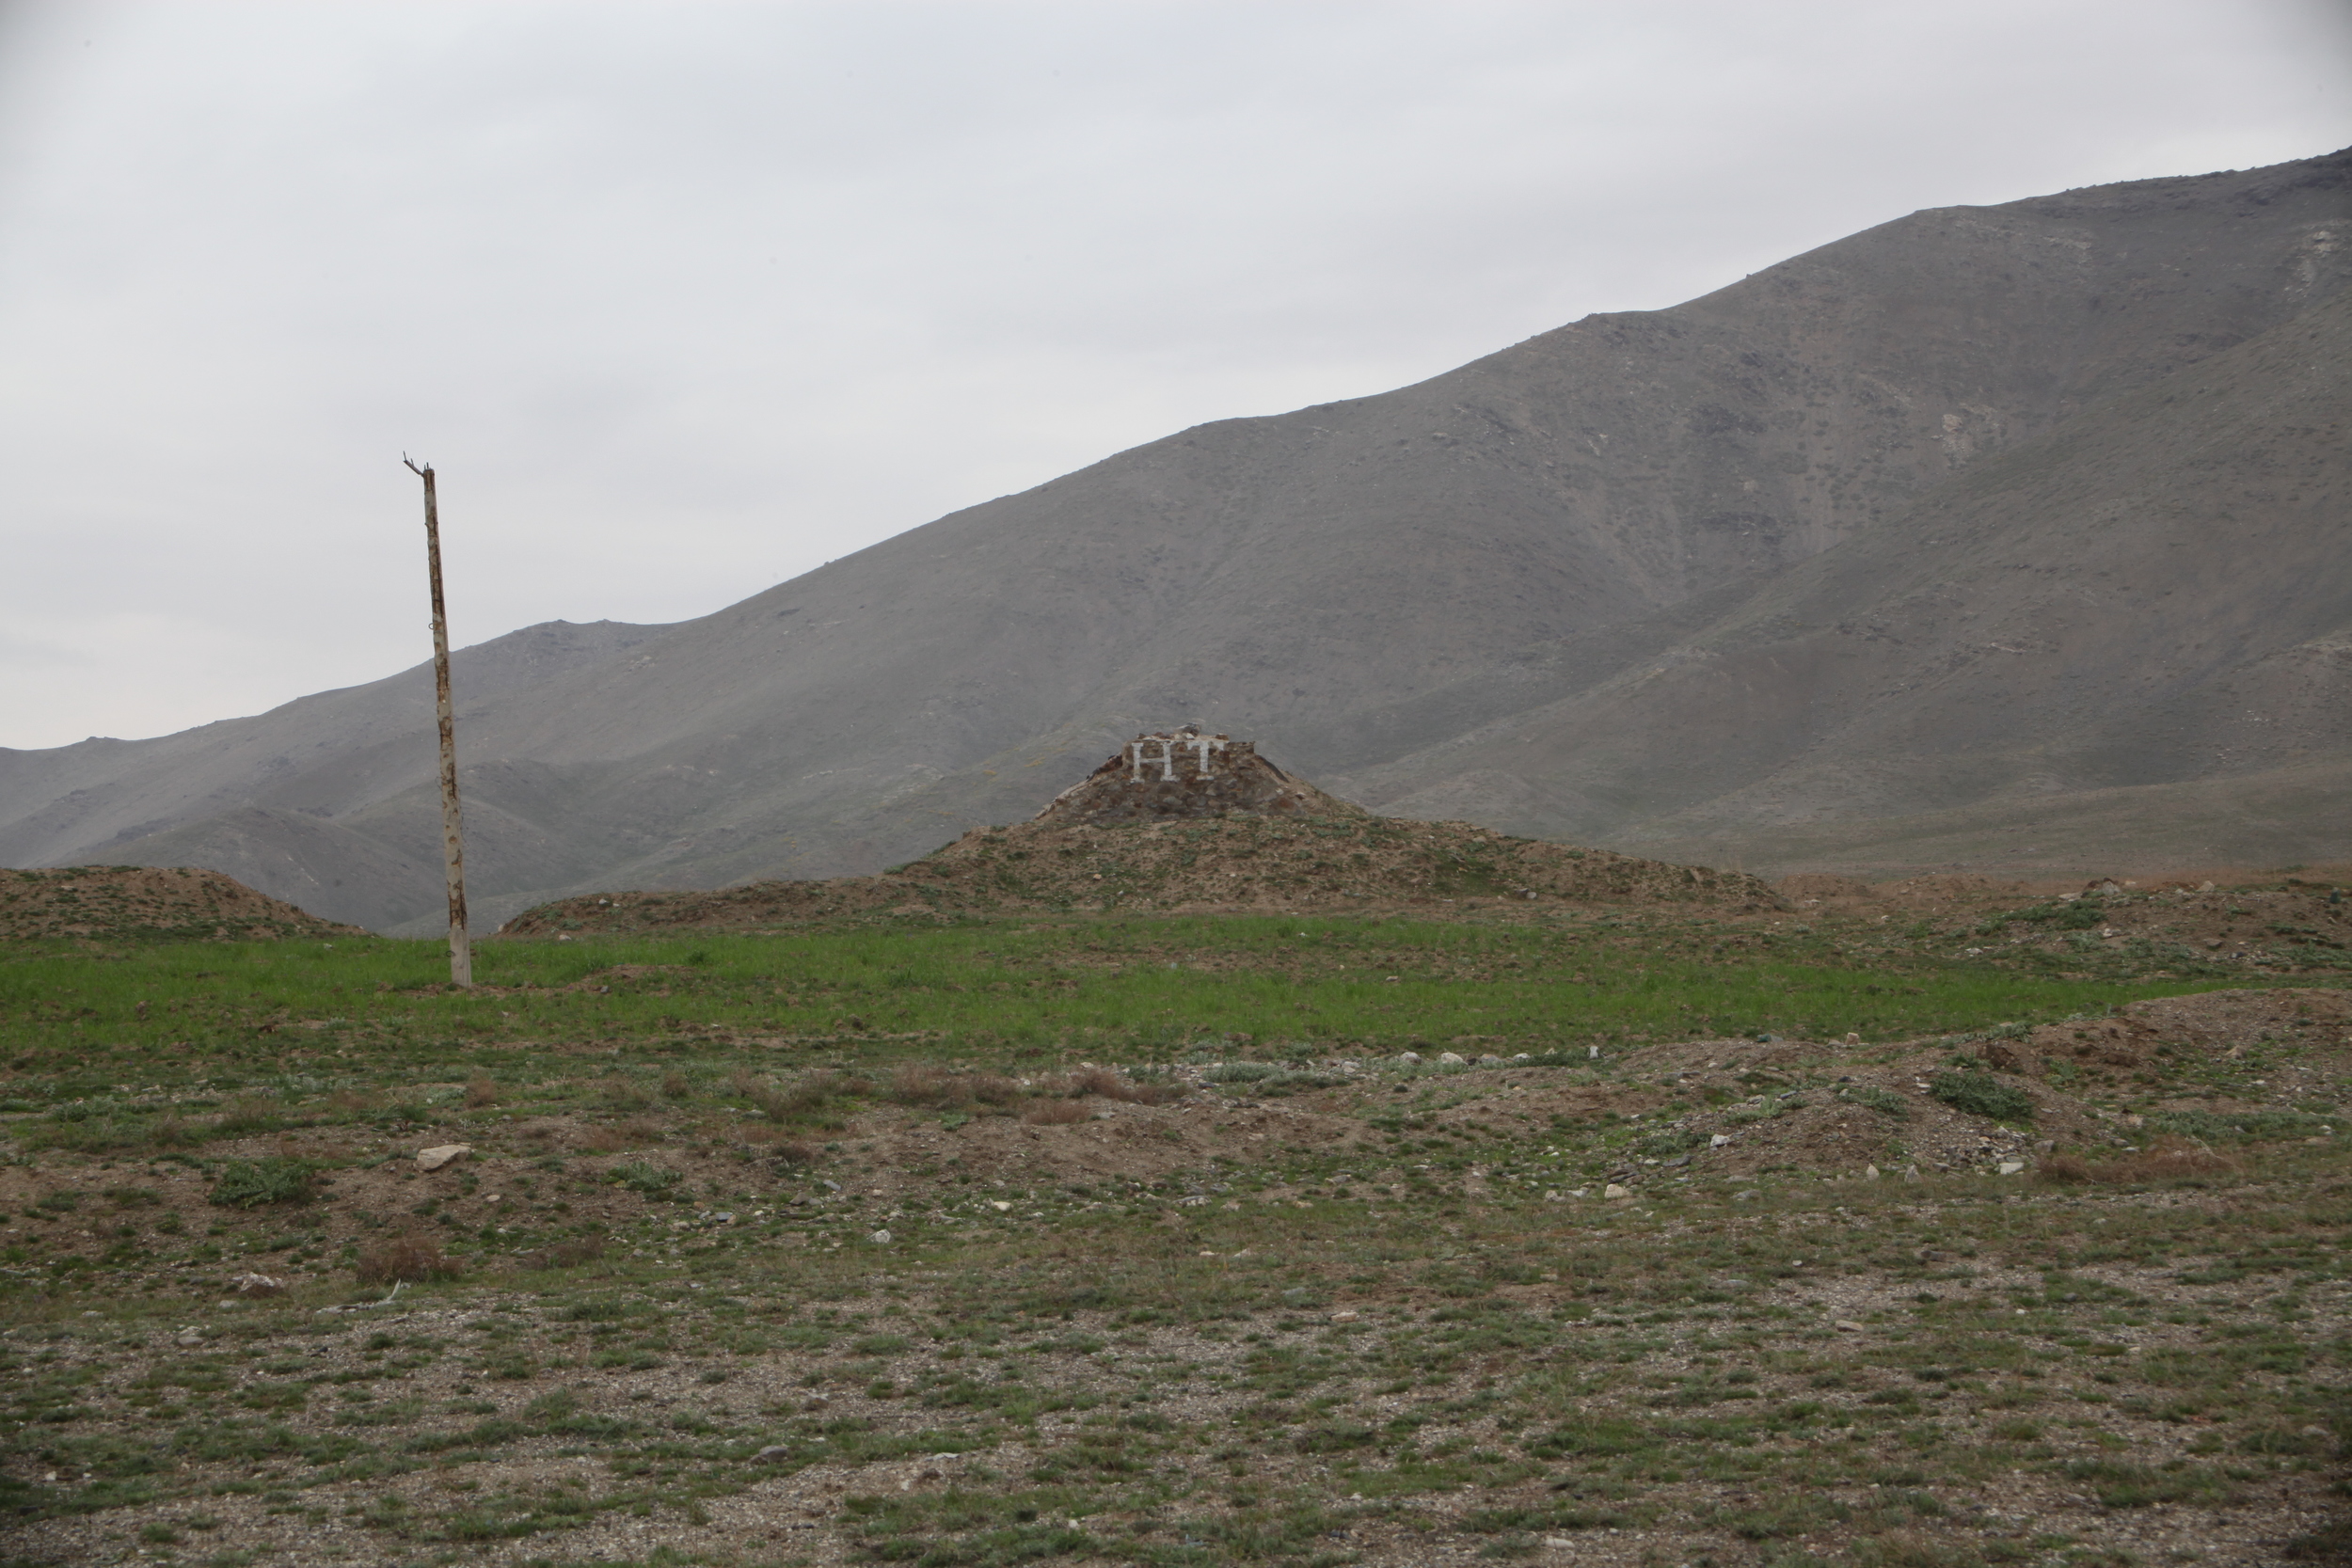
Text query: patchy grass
0 905 2344 1565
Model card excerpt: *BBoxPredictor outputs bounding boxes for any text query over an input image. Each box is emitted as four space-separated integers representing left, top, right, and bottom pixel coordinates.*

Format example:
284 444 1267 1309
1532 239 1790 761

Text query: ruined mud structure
1032 726 1363 827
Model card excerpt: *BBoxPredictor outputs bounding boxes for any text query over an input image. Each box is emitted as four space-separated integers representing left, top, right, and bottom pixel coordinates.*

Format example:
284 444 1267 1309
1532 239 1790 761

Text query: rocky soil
501 814 1781 937
0 866 363 943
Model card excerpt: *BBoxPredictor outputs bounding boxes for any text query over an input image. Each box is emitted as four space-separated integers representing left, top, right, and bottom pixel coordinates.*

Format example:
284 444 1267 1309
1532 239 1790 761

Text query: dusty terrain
0 866 362 943
501 814 1781 937
1 982 2346 1566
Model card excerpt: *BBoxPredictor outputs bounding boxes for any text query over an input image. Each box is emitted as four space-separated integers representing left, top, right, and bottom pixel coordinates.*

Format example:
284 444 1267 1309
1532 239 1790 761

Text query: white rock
991 1199 1012 1212
1438 1052 1467 1067
230 1273 286 1296
1396 1052 1422 1065
415 1144 471 1171
1478 1053 1503 1066
1543 1190 1565 1202
868 1228 893 1244
1865 1164 1881 1180
1329 1309 1359 1323
1603 1183 1632 1200
1709 1133 1731 1148
1587 1046 1600 1059
174 1328 204 1347
1833 1319 1867 1333
1997 1161 2026 1176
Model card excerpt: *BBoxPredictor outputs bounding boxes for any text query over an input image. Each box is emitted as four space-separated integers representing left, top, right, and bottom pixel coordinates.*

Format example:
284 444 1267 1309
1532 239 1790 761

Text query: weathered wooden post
405 456 472 988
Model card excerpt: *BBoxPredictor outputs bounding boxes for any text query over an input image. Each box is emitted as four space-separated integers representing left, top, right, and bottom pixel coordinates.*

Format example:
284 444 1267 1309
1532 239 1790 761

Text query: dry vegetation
0 867 2347 1565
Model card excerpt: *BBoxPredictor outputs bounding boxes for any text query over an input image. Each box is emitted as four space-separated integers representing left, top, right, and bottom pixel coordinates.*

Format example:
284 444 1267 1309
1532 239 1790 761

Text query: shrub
1928 1071 2033 1123
612 1161 682 1199
1022 1101 1090 1125
886 1065 1022 1109
734 1068 854 1124
1042 1068 1188 1104
464 1075 500 1109
518 1236 606 1271
213 1095 288 1137
2037 1138 2238 1186
356 1232 460 1285
210 1157 318 1210
580 1117 662 1152
1838 1084 1912 1118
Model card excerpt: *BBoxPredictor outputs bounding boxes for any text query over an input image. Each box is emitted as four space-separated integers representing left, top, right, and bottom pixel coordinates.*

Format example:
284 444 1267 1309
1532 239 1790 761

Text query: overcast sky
1 0 2345 752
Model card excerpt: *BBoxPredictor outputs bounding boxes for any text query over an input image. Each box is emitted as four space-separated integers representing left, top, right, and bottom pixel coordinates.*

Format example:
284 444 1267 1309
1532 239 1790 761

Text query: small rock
1603 1183 1632 1200
1843 1032 1861 1045
1438 1052 1467 1067
1587 1046 1600 1059
868 1229 893 1244
1733 1190 1760 1202
415 1144 471 1171
754 1444 792 1463
1544 1189 1565 1202
1396 1052 1421 1065
990 1199 1011 1212
1329 1309 1359 1323
1865 1164 1881 1180
1902 1165 1922 1182
1709 1133 1731 1148
1997 1161 2026 1176
174 1328 204 1347
230 1273 286 1296
1834 1320 1867 1333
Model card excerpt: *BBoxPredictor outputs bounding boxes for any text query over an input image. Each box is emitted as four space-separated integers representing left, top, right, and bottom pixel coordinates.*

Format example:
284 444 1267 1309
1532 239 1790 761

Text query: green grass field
0 908 2344 1567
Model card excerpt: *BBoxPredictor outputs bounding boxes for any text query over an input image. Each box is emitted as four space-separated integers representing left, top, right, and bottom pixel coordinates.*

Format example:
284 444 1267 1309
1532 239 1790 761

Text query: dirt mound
0 864 360 942
503 814 1779 935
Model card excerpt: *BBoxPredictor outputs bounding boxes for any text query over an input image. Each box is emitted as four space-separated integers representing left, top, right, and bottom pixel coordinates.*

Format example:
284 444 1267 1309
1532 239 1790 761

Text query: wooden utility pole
405 456 472 988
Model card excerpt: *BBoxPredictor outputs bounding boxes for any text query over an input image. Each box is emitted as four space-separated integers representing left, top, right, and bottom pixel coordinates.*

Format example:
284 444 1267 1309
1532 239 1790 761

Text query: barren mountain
3 149 2346 931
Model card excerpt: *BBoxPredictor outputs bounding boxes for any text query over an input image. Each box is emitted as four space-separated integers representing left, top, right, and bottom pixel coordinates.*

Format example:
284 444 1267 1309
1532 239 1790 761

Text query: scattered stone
229 1273 287 1296
1396 1052 1421 1065
1544 1190 1565 1202
1865 1164 1881 1180
415 1144 471 1171
1834 1320 1867 1333
174 1328 204 1347
1603 1183 1632 1200
1710 1133 1731 1148
1329 1309 1359 1323
1437 1052 1467 1066
868 1229 894 1244
754 1444 792 1463
1997 1161 2026 1176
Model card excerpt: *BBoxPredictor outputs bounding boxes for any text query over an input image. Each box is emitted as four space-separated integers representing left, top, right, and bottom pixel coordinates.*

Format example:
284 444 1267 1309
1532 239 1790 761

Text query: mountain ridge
4 148 2346 930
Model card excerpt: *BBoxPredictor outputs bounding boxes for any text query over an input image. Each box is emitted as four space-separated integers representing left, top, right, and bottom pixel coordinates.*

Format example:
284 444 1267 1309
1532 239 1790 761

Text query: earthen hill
501 730 1775 935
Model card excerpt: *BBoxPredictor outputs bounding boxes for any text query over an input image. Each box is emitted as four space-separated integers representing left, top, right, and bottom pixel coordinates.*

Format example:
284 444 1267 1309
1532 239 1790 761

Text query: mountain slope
1337 286 2352 868
3 149 2346 928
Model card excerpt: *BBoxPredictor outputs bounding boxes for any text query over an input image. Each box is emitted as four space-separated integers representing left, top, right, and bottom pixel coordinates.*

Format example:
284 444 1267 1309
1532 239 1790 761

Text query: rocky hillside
5 150 2347 929
0 866 361 942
